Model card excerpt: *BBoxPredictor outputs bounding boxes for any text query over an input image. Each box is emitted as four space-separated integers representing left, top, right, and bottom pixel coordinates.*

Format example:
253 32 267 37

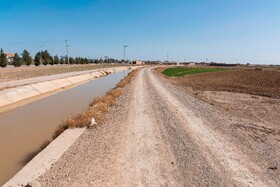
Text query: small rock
89 118 97 127
26 180 42 187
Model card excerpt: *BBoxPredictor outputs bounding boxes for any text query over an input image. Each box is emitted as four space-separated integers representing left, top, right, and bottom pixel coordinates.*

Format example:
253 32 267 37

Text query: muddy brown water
0 71 130 185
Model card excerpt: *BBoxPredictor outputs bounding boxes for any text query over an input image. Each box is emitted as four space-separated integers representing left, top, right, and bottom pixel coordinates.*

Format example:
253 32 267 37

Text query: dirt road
37 67 279 186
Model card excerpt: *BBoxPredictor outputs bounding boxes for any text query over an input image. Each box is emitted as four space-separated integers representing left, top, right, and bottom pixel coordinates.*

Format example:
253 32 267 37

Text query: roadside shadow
19 149 41 166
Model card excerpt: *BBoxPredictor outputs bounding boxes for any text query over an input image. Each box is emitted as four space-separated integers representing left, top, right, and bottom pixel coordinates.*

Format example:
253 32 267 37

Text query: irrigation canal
0 70 130 185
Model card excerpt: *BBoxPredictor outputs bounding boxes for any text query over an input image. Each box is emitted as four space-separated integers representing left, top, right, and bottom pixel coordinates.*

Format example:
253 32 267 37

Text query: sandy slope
37 67 279 186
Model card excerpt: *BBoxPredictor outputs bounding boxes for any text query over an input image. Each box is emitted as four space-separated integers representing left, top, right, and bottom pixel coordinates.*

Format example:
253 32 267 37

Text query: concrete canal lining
3 128 86 187
0 66 131 114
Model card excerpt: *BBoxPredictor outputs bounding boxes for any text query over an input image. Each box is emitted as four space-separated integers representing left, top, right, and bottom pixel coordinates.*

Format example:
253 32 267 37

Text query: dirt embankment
158 67 280 98
36 67 279 186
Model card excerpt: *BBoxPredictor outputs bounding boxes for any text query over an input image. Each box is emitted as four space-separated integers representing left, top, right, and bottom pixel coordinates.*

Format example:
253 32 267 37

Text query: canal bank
0 66 131 114
0 67 139 186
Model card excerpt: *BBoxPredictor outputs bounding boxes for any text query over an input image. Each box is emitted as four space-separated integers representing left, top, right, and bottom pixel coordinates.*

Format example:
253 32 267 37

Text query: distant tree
69 57 75 64
13 53 22 67
74 57 80 64
41 50 51 66
65 56 69 65
53 55 59 64
59 56 65 64
0 48 7 68
84 58 89 64
49 56 54 65
21 49 32 66
34 52 41 66
88 59 94 63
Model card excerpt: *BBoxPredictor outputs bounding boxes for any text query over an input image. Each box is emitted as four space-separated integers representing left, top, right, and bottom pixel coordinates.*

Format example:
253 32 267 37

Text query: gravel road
37 67 279 186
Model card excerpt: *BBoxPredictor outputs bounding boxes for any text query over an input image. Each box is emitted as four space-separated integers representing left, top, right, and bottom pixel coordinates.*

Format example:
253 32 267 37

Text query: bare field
158 67 280 98
0 64 121 82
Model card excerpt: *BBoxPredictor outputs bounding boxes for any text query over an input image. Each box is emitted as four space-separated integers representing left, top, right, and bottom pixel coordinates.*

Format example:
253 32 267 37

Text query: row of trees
0 48 123 68
0 49 32 67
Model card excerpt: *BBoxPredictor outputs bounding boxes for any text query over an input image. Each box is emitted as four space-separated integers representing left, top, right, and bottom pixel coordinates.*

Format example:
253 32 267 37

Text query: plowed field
160 68 280 98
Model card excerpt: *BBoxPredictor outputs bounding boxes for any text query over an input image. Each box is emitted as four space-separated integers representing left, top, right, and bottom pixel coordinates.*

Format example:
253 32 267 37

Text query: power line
0 40 65 45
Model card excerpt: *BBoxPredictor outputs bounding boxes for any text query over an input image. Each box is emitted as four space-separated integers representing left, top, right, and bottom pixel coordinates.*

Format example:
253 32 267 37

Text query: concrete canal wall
4 128 86 187
0 66 133 113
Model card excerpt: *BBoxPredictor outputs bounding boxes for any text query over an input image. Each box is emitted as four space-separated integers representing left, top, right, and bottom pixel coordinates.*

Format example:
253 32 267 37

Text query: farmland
160 67 280 98
162 67 227 77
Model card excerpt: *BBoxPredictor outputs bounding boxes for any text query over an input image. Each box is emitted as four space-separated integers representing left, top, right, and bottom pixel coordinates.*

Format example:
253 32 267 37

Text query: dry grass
40 140 52 150
53 111 92 139
42 69 139 149
117 69 138 88
88 88 123 123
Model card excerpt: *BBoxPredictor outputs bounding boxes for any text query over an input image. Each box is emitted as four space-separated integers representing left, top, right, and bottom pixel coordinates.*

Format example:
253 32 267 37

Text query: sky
0 0 280 64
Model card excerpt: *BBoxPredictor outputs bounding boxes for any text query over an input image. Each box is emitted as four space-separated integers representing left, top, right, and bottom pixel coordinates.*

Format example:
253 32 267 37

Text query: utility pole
38 44 45 65
166 53 169 62
65 40 70 65
123 45 128 63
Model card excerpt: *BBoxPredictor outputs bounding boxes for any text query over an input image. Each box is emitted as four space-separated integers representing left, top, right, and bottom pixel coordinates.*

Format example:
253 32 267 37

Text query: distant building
133 60 144 65
187 62 196 67
5 53 15 65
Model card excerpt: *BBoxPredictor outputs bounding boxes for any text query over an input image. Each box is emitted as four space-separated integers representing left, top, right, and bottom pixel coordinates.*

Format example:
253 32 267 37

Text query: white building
5 53 15 64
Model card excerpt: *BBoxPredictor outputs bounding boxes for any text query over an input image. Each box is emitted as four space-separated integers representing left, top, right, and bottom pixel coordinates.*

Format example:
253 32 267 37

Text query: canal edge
3 127 86 187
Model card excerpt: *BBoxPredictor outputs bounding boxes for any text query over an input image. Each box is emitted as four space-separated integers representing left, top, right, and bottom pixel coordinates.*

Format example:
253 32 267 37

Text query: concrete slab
65 76 84 84
3 128 86 187
1 85 40 104
31 81 59 93
75 74 91 82
0 94 13 106
51 79 72 89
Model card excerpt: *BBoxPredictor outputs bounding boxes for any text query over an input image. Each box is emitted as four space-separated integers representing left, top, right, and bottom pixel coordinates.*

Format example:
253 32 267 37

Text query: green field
162 67 227 77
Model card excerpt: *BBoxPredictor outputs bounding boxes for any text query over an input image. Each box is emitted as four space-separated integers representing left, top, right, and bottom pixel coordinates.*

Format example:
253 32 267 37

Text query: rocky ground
37 67 280 186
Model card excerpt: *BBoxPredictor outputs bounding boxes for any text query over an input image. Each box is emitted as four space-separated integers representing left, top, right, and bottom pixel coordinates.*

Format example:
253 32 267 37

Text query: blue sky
0 0 279 64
